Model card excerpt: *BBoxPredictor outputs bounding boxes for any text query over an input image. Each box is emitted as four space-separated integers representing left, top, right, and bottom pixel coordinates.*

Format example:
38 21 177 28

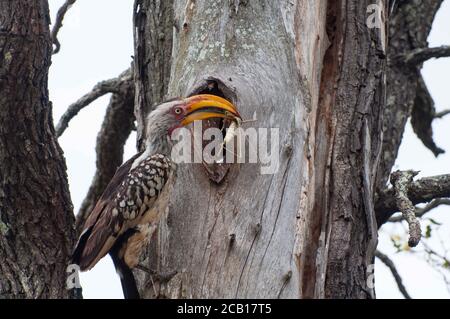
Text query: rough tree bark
133 0 387 298
376 0 443 191
0 1 75 298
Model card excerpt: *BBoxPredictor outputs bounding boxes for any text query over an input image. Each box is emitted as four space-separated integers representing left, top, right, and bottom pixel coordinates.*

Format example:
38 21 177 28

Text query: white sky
48 0 450 299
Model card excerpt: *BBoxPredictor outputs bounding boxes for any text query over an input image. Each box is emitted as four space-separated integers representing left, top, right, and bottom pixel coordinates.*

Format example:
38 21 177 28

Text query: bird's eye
174 107 182 115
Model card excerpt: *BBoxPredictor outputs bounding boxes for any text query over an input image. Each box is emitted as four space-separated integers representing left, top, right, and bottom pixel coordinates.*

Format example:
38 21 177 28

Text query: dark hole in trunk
189 79 238 184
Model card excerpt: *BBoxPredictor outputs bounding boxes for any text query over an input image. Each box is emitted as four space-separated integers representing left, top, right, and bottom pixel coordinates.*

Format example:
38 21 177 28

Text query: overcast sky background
48 0 450 299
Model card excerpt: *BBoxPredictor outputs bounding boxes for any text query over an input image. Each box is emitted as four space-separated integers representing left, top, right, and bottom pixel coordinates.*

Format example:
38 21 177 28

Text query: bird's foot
135 265 178 298
135 264 177 282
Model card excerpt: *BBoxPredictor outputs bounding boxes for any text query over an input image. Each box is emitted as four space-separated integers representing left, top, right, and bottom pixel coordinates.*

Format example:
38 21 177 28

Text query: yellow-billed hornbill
72 94 241 299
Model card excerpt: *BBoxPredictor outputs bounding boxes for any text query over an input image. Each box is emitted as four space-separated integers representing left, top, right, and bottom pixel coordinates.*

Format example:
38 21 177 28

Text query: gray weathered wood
134 0 387 299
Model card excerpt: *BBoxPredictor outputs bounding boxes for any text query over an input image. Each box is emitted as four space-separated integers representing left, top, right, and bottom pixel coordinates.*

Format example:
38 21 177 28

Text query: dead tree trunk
134 0 387 298
0 0 75 298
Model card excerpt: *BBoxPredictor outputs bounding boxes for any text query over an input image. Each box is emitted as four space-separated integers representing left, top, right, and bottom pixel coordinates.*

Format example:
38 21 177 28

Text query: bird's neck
131 134 172 171
145 131 172 157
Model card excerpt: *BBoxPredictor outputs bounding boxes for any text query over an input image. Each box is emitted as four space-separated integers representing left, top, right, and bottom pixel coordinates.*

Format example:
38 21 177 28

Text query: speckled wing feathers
73 153 174 271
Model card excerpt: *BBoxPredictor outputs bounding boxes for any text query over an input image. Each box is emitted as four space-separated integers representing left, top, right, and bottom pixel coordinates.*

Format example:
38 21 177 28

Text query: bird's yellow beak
181 94 241 126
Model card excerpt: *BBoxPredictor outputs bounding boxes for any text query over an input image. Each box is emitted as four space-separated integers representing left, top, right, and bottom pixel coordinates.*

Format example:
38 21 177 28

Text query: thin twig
389 198 450 223
435 109 450 119
402 45 450 66
51 0 77 54
375 250 412 299
422 241 450 294
390 170 422 247
55 69 132 137
423 242 450 265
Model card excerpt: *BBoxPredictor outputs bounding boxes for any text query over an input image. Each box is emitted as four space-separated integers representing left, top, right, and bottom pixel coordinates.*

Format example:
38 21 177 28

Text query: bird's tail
71 227 93 269
119 267 140 299
110 251 140 299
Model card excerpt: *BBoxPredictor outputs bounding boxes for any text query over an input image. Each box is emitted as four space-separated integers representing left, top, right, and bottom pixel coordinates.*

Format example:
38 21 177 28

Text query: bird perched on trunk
71 94 241 299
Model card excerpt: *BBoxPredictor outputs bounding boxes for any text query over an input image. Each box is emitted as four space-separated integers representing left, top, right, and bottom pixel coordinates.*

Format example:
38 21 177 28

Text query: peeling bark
0 0 75 298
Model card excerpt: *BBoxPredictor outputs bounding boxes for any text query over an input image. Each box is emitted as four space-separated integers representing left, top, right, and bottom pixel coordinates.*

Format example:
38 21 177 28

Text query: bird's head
145 94 241 154
148 94 240 135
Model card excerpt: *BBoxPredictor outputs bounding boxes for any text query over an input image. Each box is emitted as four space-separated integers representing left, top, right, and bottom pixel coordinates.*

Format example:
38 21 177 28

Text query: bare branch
377 1 443 192
51 0 77 54
376 174 450 226
390 170 421 247
375 250 412 299
389 198 450 222
411 76 445 157
55 69 132 137
435 109 450 119
75 68 135 235
402 45 450 66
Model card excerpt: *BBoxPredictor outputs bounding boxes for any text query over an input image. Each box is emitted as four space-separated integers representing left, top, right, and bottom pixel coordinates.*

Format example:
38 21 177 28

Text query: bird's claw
135 264 177 282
